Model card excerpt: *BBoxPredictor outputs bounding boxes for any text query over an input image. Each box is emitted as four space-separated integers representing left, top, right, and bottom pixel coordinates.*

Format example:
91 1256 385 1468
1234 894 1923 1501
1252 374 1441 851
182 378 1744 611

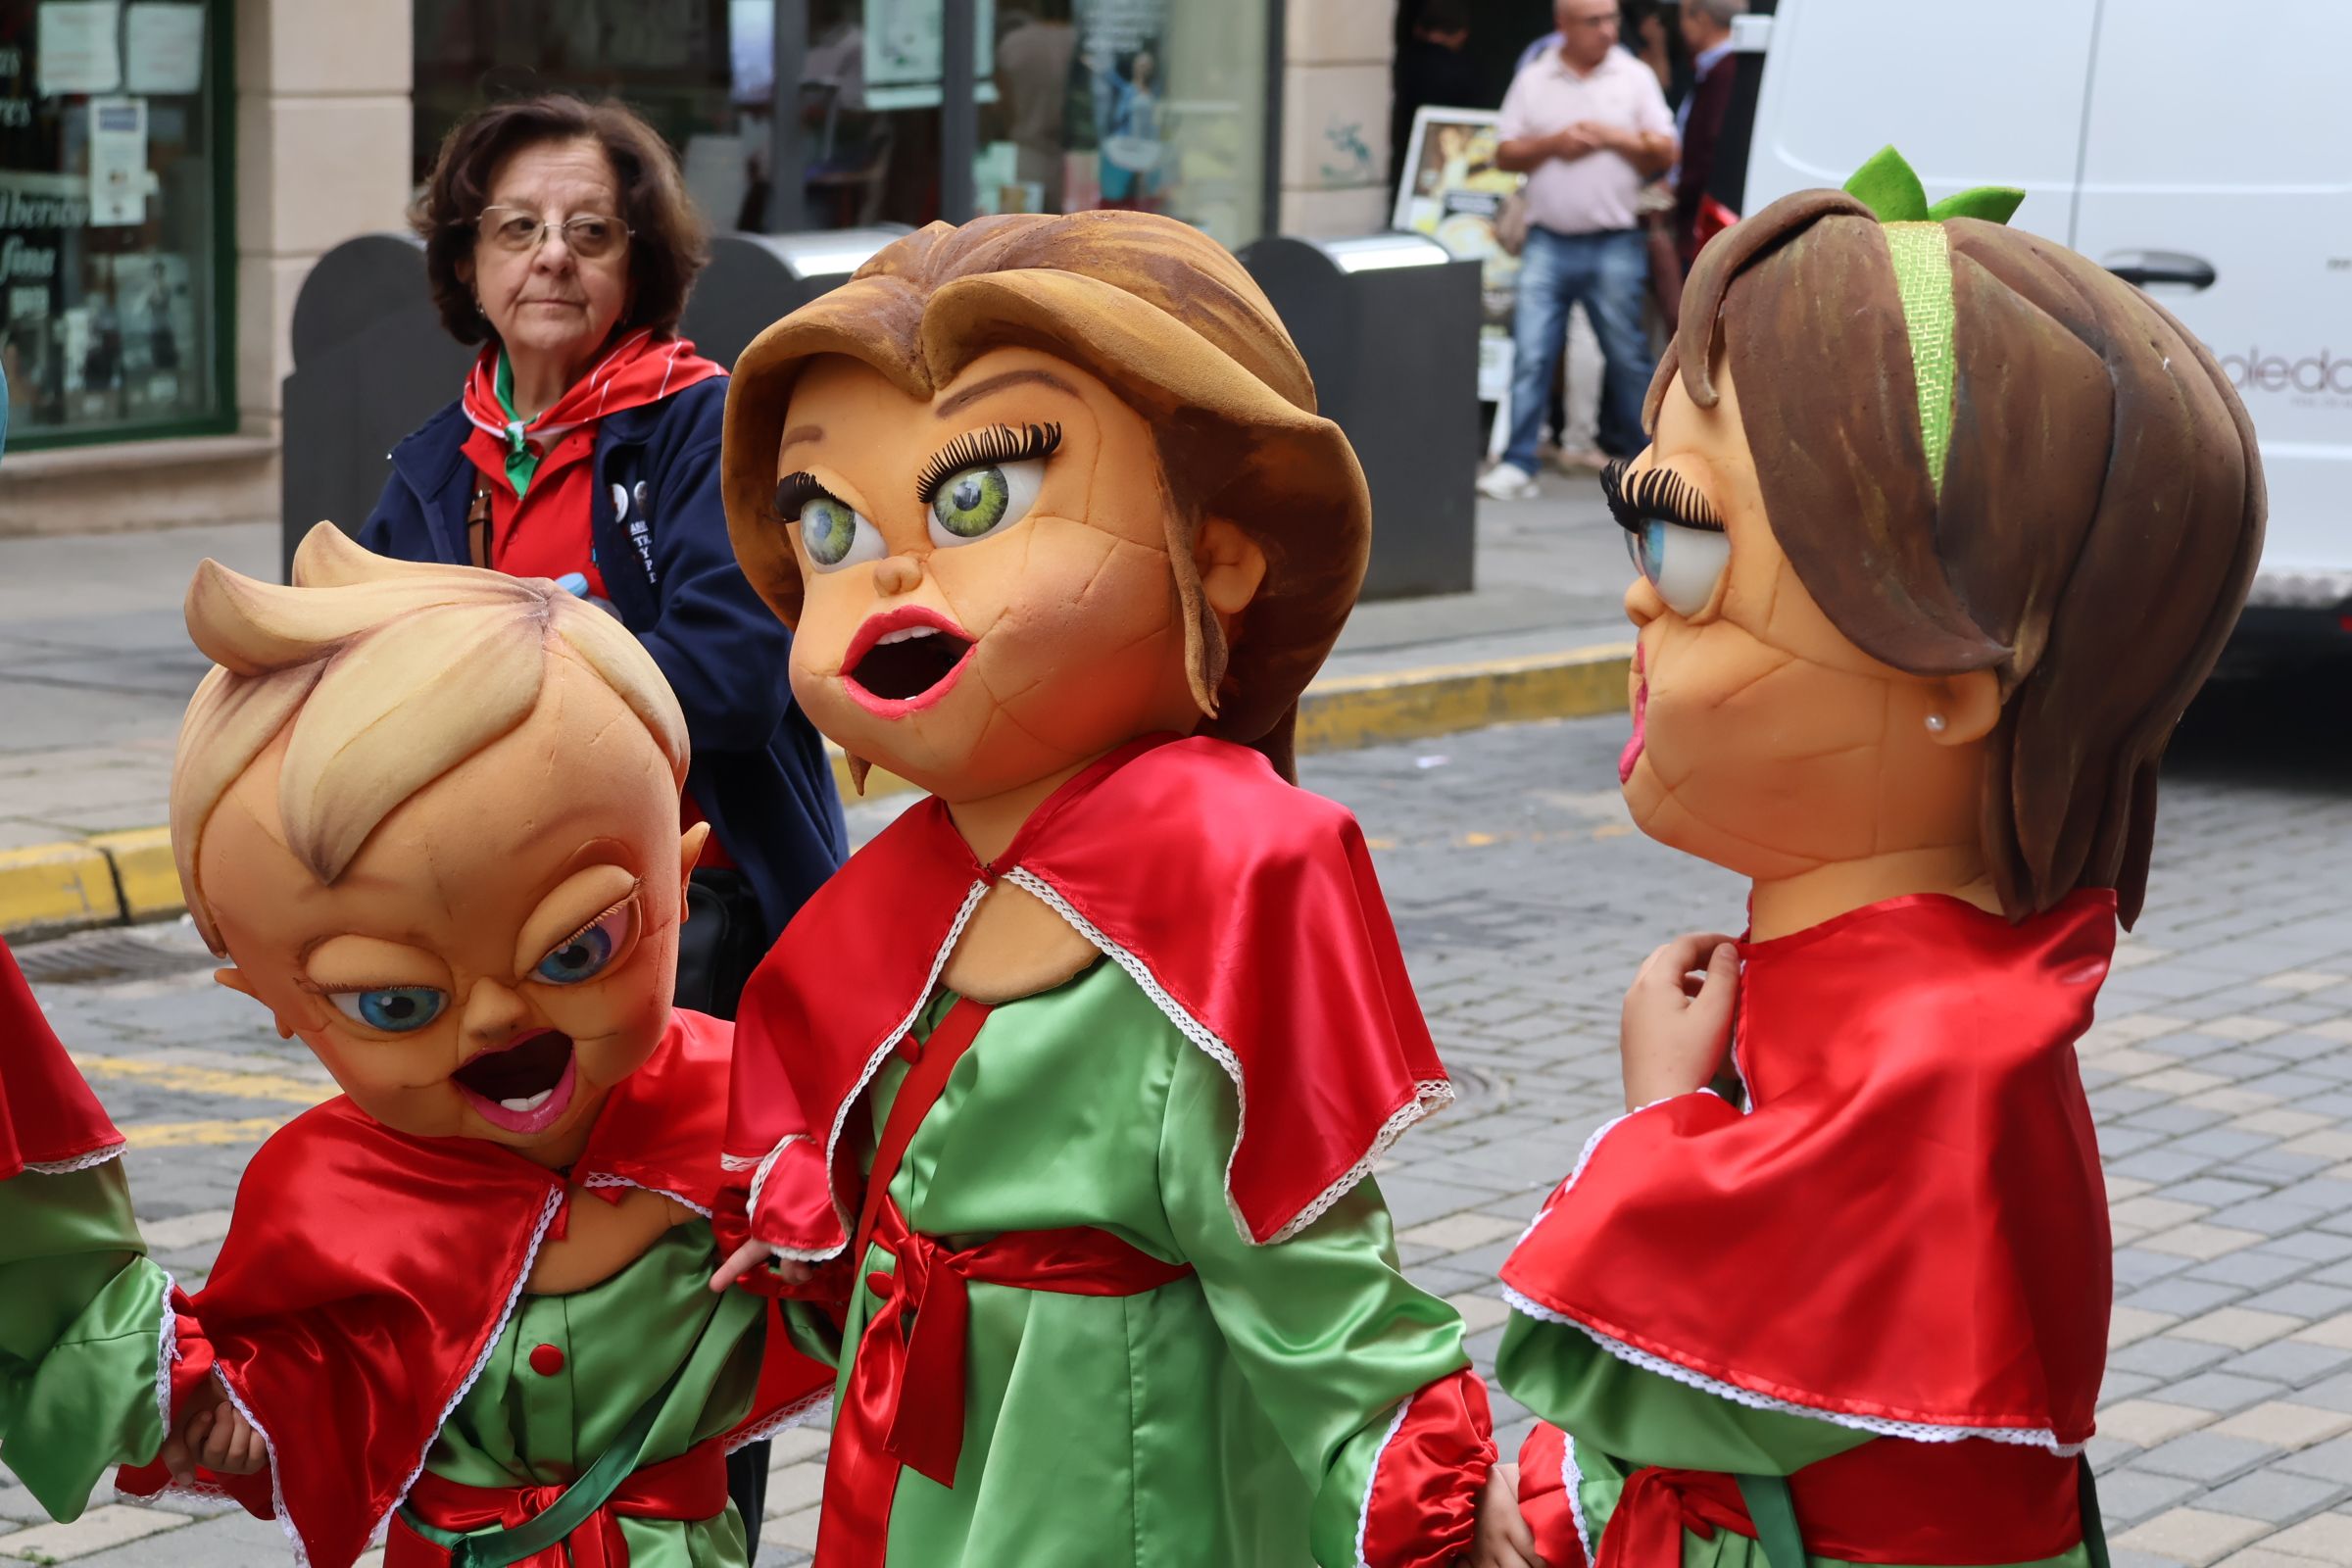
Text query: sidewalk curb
4 643 1633 943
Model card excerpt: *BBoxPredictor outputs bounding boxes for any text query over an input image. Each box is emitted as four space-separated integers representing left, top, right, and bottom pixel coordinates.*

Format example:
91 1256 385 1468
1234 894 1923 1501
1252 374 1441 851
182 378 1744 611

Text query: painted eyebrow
934 368 1081 418
778 422 825 452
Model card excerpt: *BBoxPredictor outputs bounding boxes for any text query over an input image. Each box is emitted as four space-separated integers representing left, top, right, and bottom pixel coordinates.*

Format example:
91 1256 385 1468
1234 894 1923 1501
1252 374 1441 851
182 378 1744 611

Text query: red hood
1502 891 2117 1450
724 734 1453 1253
119 1009 832 1568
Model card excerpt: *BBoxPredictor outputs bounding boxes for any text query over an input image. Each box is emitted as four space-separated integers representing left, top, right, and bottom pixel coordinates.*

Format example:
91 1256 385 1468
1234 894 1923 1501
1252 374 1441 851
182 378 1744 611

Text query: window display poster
1394 106 1522 401
1069 0 1168 212
863 0 996 111
124 2 205 95
37 1 122 96
87 95 147 225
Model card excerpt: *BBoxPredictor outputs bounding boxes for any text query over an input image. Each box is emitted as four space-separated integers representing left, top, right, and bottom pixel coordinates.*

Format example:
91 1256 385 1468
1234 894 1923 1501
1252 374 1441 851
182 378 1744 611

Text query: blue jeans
1504 225 1654 471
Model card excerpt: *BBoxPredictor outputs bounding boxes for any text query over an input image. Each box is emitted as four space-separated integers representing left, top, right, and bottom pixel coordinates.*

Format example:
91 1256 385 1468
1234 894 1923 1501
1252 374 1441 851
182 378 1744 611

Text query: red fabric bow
814 1199 1195 1568
1595 1468 1751 1566
388 1438 730 1568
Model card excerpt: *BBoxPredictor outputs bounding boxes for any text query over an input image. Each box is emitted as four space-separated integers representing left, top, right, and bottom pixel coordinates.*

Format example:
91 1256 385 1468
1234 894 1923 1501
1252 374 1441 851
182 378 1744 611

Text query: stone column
235 0 415 439
1276 0 1395 237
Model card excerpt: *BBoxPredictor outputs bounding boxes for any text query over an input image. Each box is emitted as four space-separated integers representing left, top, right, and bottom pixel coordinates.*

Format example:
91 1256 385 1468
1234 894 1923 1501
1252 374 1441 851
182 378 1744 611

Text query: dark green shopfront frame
14 0 237 453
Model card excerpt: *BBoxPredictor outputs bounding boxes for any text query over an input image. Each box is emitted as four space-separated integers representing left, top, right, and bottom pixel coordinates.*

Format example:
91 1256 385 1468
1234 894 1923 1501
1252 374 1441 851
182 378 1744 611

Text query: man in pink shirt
1479 0 1675 501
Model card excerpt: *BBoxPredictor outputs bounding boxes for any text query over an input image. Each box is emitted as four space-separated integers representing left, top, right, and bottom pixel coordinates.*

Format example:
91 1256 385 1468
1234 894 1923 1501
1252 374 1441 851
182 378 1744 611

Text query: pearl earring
1925 713 1948 735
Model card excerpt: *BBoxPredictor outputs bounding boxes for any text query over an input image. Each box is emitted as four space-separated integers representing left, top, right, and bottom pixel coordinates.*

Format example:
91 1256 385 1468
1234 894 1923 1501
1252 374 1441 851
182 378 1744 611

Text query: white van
1729 0 2351 654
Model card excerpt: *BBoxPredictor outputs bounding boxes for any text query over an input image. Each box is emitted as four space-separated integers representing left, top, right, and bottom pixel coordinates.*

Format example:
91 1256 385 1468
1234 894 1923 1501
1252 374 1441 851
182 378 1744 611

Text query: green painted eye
800 495 882 571
927 459 1043 549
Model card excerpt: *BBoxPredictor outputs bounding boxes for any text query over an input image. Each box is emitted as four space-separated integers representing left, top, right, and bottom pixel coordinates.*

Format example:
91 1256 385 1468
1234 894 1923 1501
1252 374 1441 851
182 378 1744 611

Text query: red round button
865 1271 895 1299
527 1343 564 1376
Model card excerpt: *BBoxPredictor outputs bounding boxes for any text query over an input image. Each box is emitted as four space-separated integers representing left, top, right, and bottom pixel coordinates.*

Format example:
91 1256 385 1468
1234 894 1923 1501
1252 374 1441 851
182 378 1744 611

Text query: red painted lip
841 605 976 717
1620 642 1647 785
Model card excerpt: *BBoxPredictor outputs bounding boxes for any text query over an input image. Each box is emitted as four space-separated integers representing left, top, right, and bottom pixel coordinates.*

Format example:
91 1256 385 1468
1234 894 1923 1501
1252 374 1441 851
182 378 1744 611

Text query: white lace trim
718 1152 762 1173
803 879 991 1262
1353 1395 1415 1568
212 1365 306 1565
1004 866 1452 1246
152 1268 179 1441
364 1187 566 1550
725 1390 834 1454
1500 1285 2082 1456
580 1171 712 1219
1562 1429 1592 1566
24 1142 125 1174
743 1135 797 1242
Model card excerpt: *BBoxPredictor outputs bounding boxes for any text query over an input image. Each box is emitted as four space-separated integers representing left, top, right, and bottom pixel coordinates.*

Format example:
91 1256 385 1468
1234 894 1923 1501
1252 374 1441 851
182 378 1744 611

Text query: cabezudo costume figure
710 211 1505 1566
1490 149 2264 1568
0 527 833 1568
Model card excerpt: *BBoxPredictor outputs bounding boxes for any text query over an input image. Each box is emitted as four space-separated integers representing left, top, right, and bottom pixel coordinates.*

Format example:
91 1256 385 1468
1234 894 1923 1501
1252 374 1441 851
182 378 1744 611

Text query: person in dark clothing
1391 0 1483 204
1672 0 1746 268
358 93 849 1559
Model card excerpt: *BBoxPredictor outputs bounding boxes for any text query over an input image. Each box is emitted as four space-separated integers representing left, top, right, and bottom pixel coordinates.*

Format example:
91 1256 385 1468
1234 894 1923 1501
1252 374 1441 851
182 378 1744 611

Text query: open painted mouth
453 1028 579 1135
843 607 975 716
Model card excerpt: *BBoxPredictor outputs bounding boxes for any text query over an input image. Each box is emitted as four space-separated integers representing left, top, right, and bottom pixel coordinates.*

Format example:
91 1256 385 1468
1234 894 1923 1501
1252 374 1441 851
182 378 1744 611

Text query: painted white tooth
499 1090 554 1113
877 625 940 645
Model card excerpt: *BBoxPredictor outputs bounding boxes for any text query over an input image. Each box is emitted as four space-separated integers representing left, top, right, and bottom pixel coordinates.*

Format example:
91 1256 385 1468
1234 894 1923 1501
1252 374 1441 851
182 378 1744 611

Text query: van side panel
2071 1 2352 599
1742 0 2096 239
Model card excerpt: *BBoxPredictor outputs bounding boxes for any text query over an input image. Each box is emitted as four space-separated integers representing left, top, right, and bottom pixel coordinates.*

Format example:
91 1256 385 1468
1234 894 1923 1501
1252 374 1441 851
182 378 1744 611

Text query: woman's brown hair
1657 190 2265 926
412 94 709 345
721 210 1371 781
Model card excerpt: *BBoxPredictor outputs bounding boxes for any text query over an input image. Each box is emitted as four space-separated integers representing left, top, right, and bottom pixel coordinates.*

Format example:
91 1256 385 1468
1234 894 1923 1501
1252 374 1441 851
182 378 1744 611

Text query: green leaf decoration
1927 185 2027 224
1842 144 2026 227
1842 145 1930 222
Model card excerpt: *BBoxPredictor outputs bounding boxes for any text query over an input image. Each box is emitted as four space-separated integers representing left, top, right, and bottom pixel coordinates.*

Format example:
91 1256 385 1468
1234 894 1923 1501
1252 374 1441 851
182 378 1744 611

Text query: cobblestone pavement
7 669 2352 1568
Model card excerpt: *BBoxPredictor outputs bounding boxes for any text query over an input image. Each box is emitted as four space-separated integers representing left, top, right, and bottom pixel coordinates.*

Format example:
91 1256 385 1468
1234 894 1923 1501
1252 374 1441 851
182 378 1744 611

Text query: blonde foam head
172 523 687 954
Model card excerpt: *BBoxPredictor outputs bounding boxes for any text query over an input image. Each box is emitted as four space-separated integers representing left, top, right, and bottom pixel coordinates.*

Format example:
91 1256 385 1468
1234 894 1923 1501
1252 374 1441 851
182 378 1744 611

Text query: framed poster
1393 105 1520 402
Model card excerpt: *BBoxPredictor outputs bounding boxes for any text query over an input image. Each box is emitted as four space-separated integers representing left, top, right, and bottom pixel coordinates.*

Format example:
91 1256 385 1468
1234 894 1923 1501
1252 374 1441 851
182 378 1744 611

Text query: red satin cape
725 734 1451 1251
0 935 123 1177
118 1010 833 1568
1501 892 2116 1448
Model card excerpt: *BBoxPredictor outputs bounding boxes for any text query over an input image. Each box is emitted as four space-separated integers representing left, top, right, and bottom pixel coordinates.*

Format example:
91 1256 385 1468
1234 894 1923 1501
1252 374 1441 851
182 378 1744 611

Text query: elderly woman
362 95 845 1017
359 94 843 1553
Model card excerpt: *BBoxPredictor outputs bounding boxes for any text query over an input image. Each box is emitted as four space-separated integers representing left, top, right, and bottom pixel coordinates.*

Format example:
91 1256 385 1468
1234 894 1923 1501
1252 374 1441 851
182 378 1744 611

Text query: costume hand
710 1237 815 1294
161 1382 267 1482
1620 933 1741 1110
1463 1463 1546 1568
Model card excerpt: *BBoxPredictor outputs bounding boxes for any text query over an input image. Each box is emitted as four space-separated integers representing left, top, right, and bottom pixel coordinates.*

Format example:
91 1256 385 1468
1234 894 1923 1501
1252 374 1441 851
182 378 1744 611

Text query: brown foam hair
720 211 1372 781
1652 190 2265 925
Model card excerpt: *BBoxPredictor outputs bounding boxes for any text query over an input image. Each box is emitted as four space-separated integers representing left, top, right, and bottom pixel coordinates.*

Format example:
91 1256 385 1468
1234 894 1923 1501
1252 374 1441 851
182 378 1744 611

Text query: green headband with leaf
1839 146 2024 494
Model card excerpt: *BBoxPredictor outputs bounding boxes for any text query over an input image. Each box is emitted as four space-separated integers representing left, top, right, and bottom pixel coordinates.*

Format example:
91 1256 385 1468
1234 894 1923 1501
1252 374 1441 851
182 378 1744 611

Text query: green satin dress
819 957 1474 1567
1496 1314 2096 1568
0 1158 170 1520
0 1163 780 1568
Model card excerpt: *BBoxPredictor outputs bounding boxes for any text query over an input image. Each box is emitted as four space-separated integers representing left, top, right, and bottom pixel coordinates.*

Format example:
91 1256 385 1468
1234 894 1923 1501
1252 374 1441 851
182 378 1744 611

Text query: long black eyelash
1600 458 1725 534
915 422 1062 504
772 471 833 523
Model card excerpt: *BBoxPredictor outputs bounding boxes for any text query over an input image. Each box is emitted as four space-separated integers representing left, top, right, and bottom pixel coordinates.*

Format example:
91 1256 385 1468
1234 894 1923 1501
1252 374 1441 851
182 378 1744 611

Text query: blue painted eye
1626 517 1730 616
329 987 447 1033
533 903 635 985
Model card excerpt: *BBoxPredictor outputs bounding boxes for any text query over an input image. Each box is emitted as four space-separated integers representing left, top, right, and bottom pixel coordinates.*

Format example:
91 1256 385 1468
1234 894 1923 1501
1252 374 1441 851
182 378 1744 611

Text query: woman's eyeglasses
476 207 632 261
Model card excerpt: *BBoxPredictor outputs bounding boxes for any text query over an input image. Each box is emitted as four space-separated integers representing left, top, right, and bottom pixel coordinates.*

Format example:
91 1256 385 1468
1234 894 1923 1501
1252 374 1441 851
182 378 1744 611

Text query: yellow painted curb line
1298 641 1634 756
85 827 181 919
2 644 1634 943
0 841 122 937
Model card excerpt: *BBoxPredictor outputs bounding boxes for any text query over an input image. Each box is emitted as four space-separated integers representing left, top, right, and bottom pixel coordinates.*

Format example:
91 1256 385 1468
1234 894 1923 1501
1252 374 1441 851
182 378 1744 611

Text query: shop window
0 0 231 449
